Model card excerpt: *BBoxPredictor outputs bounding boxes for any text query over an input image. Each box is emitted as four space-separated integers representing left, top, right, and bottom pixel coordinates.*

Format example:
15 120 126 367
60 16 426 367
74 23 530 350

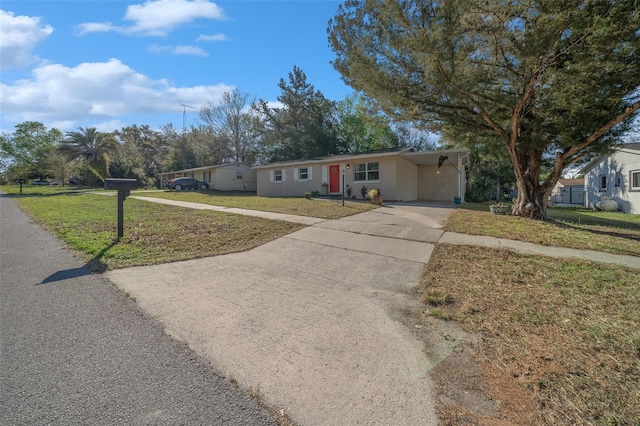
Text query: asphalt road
0 194 276 426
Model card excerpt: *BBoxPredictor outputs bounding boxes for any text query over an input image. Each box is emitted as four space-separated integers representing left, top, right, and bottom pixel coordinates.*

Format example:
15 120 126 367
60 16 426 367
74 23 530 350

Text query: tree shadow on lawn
547 208 640 231
38 239 118 285
545 218 640 256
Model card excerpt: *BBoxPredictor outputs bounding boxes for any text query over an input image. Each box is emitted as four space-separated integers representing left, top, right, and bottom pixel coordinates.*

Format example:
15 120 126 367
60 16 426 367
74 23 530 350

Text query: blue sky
0 0 353 134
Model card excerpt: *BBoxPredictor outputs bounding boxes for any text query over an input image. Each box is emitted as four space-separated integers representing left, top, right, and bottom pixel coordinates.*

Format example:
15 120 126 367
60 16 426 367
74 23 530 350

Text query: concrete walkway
105 198 639 426
440 231 640 269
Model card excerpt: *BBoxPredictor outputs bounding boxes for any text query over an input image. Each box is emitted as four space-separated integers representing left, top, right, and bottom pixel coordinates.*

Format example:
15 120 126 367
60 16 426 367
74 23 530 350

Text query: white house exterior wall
348 156 397 200
213 164 257 191
256 165 322 197
394 157 418 201
584 150 640 214
257 155 400 199
418 164 459 201
255 149 469 201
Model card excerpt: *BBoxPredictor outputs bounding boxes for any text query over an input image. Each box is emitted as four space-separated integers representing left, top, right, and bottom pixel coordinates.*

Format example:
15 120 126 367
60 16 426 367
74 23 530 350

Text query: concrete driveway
106 202 460 426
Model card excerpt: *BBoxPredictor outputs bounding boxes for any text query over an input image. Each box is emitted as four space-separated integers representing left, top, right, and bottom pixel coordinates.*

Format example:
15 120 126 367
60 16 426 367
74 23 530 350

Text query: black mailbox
104 178 138 191
104 178 137 239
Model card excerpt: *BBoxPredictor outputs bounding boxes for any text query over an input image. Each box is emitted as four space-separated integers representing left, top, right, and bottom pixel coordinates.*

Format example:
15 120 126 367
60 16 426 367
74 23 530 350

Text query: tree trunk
512 179 550 220
508 150 557 221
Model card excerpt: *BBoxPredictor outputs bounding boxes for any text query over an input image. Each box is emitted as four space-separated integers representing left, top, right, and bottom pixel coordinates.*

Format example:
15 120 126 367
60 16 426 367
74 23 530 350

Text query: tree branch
562 100 640 162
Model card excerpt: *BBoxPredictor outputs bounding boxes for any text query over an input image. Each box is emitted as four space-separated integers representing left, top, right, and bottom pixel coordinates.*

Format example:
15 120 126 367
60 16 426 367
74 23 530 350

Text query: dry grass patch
134 190 378 219
445 204 640 256
422 244 640 425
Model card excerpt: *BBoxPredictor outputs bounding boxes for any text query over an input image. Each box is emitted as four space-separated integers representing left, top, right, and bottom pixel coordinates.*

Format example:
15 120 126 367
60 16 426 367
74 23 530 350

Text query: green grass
422 244 640 425
2 184 94 196
446 203 640 256
133 190 379 219
9 191 302 270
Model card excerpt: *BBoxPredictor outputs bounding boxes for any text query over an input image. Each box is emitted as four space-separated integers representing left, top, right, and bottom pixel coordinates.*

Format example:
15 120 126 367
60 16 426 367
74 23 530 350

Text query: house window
615 172 621 187
631 170 640 190
354 162 380 181
599 175 607 191
294 167 312 181
270 169 286 183
237 171 243 180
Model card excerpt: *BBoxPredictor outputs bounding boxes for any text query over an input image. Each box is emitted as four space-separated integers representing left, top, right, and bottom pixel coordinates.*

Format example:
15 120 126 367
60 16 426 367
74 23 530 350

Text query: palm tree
58 127 119 180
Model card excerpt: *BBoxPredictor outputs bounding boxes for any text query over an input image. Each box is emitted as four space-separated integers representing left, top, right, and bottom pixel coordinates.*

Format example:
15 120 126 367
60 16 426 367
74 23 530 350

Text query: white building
579 143 640 214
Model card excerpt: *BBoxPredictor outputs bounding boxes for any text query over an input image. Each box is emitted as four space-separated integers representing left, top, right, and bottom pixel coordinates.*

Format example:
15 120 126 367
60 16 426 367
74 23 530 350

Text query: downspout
457 154 462 199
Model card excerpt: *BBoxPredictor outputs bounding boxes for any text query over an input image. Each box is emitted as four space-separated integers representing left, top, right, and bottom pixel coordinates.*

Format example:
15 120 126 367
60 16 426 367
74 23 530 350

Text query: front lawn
9 191 302 270
134 190 379 219
422 244 640 425
445 203 640 256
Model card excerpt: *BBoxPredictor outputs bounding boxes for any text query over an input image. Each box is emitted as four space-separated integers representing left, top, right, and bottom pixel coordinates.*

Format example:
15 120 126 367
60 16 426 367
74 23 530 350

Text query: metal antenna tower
179 103 197 169
179 103 197 133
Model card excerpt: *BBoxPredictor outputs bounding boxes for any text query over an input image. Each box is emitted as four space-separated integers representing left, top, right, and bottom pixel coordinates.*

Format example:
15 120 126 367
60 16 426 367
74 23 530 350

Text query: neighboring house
157 162 257 191
579 143 640 214
551 178 585 206
253 147 470 202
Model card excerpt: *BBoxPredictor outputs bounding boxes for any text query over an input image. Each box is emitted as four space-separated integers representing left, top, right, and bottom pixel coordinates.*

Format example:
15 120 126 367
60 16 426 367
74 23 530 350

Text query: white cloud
0 10 54 70
75 22 118 35
77 0 226 37
197 33 228 42
172 45 208 56
149 43 208 56
0 58 233 129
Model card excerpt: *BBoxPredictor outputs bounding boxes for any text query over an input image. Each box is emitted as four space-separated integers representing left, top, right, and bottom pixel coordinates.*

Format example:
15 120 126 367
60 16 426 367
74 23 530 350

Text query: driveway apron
106 202 457 426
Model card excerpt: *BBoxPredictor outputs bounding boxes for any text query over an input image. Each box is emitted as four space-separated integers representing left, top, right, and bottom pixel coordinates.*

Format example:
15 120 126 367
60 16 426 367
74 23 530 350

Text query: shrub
360 185 368 199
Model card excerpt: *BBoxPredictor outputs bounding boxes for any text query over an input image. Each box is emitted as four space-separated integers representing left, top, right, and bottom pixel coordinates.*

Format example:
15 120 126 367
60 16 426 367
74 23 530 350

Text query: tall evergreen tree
329 0 640 219
255 66 339 162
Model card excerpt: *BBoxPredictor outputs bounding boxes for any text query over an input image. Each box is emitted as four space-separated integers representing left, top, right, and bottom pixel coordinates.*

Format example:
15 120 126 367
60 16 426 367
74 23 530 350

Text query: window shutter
269 170 274 183
308 168 313 180
294 168 299 181
282 169 286 182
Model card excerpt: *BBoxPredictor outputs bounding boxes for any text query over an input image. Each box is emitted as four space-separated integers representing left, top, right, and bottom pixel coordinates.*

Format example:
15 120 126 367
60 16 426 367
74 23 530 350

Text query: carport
400 149 470 202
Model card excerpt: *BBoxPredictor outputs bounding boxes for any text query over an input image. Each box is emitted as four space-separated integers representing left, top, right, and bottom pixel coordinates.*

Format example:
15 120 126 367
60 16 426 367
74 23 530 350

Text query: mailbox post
14 178 26 193
104 178 138 238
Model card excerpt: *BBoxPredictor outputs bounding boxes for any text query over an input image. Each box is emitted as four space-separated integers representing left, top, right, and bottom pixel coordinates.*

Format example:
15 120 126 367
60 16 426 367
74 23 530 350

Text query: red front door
329 164 340 193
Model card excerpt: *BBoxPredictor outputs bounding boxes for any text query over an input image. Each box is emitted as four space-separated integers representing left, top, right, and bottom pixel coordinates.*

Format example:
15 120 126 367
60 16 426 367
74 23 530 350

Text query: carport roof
157 162 249 177
400 148 469 166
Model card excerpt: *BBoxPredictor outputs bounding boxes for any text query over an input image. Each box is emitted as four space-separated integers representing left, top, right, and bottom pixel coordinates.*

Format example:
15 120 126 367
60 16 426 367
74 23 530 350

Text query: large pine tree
329 0 640 219
255 66 339 162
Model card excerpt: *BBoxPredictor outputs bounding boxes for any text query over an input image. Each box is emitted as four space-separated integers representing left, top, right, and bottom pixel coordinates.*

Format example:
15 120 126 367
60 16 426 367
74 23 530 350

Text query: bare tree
199 89 261 163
